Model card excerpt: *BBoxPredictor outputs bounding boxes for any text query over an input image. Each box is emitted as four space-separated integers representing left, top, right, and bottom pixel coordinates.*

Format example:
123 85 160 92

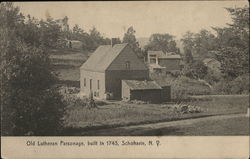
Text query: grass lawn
78 114 249 136
63 95 249 132
55 68 80 81
179 115 249 136
50 53 87 62
137 115 249 136
187 95 248 114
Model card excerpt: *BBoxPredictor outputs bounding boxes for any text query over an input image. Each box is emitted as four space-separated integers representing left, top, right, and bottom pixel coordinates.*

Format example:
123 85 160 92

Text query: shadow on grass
60 112 243 136
78 126 185 136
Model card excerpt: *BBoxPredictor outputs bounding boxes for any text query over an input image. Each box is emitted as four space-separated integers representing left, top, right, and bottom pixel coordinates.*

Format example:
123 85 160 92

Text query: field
62 95 249 135
49 48 89 85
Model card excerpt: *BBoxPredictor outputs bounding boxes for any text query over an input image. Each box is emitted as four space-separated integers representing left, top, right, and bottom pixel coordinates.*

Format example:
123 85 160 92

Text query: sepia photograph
0 1 249 138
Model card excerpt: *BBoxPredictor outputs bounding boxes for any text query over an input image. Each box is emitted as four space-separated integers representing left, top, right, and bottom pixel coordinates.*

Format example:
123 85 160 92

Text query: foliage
181 60 208 80
0 2 66 135
145 33 180 53
122 26 144 58
214 6 249 79
213 74 249 94
170 103 203 114
181 30 217 62
180 6 249 88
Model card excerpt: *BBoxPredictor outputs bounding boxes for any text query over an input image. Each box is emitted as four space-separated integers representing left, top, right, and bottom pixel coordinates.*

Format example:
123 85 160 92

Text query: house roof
159 54 181 59
148 50 181 59
80 43 128 72
149 63 166 69
148 51 165 57
123 80 162 90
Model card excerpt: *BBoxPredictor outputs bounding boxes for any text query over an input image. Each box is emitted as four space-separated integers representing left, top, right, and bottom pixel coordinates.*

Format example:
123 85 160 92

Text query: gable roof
123 80 162 90
80 43 128 72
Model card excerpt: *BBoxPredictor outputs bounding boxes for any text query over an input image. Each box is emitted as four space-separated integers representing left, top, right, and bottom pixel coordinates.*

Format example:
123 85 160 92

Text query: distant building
80 43 149 100
66 40 83 50
147 50 181 73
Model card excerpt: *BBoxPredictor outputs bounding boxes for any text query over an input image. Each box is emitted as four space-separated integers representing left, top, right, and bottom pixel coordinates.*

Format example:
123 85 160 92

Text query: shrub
213 74 249 94
171 103 203 114
230 74 249 94
171 76 211 101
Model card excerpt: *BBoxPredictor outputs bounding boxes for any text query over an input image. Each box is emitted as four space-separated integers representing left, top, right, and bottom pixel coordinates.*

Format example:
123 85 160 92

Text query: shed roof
123 80 162 90
80 43 128 72
149 63 166 69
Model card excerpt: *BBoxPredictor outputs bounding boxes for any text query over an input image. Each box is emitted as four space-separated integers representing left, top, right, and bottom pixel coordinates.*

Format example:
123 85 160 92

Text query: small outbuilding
122 80 170 103
67 40 83 50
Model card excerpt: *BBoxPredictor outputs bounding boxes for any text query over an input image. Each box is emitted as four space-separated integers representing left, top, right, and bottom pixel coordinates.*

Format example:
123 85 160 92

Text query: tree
145 33 179 53
181 31 195 64
122 26 143 58
0 2 66 135
182 61 208 80
213 6 249 79
181 30 217 62
39 17 61 49
87 26 110 51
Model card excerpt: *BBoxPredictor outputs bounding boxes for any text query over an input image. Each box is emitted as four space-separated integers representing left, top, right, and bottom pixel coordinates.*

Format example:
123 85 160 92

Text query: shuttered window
126 61 130 70
97 80 100 90
90 79 92 90
84 78 86 87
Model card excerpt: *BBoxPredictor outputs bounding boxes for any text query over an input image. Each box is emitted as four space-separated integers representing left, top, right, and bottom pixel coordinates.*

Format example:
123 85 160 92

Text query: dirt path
80 113 249 136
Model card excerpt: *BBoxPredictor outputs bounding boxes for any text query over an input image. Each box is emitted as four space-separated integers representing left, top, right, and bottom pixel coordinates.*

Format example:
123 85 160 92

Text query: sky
15 1 248 40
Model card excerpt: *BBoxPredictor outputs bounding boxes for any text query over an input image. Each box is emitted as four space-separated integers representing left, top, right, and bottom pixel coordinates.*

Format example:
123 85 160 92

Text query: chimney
111 38 120 47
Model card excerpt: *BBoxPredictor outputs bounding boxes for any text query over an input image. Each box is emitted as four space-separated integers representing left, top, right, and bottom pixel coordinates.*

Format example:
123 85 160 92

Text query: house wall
105 70 149 99
158 59 181 71
80 69 106 99
107 45 148 71
130 89 162 103
121 81 131 101
67 41 83 50
161 86 171 102
105 44 149 99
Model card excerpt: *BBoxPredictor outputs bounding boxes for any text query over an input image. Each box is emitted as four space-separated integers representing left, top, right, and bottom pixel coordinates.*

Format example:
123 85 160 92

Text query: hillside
49 48 89 87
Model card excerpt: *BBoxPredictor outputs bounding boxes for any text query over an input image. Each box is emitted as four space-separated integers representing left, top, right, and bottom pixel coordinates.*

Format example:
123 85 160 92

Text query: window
150 58 156 64
97 80 100 90
149 55 157 64
84 78 86 87
125 61 130 70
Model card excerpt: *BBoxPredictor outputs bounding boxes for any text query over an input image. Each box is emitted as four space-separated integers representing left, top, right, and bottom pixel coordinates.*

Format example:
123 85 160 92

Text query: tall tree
0 2 65 135
145 33 180 53
181 30 217 62
39 17 61 49
122 26 143 58
213 6 249 79
181 31 195 64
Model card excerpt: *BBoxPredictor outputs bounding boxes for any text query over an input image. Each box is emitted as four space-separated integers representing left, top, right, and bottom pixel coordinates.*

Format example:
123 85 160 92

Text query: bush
213 74 249 94
170 103 203 114
171 76 211 101
64 95 88 110
127 100 149 104
64 94 108 110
